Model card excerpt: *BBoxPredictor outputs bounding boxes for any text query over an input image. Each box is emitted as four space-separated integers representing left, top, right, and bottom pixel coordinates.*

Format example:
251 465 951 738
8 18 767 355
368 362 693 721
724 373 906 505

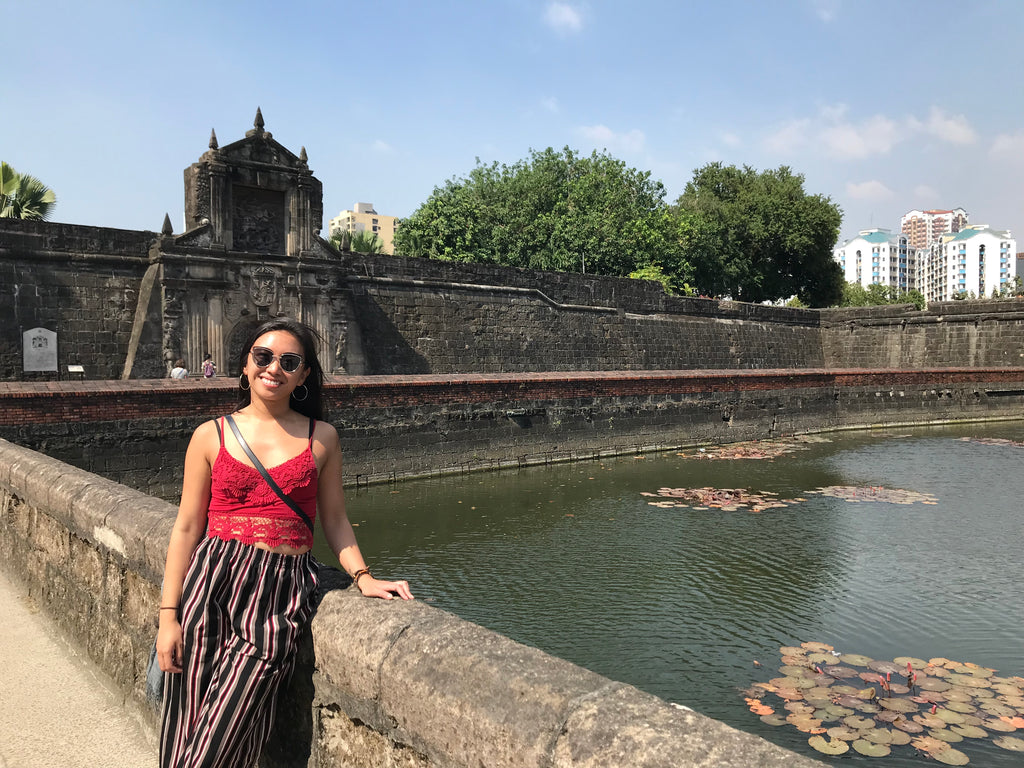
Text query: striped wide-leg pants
159 536 319 768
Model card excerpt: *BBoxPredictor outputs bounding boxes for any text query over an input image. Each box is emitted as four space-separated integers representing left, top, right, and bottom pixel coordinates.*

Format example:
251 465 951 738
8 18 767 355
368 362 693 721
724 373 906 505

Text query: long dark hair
236 318 325 420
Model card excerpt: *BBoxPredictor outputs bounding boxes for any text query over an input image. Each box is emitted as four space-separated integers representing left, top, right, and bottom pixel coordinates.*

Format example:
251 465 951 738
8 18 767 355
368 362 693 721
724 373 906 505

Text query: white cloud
846 180 894 201
720 132 742 148
764 119 811 155
991 132 1024 157
821 114 903 159
924 107 976 145
541 97 560 114
544 3 583 34
809 0 841 23
763 104 978 160
371 139 394 154
577 124 645 154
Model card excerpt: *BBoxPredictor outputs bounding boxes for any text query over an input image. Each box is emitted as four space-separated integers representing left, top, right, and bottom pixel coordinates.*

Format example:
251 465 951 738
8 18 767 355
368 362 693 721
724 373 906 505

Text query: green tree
0 162 57 220
672 163 843 306
329 229 385 254
394 147 685 281
840 281 925 310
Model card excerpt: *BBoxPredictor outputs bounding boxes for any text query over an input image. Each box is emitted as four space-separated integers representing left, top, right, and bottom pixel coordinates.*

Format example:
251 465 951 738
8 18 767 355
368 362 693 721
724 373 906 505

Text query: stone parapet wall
342 251 818 325
820 300 1024 368
0 438 825 768
348 276 824 373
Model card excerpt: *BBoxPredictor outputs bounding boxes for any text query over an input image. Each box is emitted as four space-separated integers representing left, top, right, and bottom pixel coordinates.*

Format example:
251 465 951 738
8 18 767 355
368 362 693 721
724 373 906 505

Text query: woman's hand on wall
358 576 414 601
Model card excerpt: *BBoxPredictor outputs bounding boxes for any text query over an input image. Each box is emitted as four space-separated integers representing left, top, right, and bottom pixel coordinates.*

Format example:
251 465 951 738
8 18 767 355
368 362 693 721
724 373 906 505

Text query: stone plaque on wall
233 186 285 253
23 327 58 372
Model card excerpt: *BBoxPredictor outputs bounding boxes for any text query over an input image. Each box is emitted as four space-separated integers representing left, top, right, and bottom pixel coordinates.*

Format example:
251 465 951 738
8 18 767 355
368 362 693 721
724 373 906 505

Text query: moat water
317 422 1024 767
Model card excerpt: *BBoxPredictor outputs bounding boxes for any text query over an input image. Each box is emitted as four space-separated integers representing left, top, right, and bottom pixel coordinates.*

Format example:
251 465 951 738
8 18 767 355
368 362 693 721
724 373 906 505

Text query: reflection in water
317 423 1024 767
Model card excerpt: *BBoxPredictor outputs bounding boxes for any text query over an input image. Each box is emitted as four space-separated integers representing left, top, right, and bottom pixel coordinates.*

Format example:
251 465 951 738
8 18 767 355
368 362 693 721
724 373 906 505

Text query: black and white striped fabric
159 536 319 767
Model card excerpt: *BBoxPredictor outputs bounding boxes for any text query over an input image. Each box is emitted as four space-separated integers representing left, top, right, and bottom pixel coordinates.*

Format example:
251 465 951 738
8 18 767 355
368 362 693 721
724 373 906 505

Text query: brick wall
4 370 1023 494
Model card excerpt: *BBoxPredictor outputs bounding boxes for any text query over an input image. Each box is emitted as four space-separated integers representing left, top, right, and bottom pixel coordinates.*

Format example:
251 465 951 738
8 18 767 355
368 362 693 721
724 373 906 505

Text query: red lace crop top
207 417 319 549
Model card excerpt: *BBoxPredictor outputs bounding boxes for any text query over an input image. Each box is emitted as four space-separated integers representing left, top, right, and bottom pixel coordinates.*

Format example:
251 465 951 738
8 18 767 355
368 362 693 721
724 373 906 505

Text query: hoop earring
239 373 250 391
292 384 309 402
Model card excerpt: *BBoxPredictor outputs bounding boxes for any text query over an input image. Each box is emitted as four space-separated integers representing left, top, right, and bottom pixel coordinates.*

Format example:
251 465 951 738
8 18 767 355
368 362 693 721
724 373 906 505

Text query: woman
156 318 412 768
170 359 189 379
201 353 216 379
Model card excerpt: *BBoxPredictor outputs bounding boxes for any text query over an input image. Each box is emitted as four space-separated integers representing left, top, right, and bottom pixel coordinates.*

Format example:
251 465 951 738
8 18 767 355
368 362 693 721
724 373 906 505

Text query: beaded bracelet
352 568 371 587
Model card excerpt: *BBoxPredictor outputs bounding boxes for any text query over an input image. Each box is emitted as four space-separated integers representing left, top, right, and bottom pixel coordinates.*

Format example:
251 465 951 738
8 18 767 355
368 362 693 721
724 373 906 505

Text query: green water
318 422 1024 766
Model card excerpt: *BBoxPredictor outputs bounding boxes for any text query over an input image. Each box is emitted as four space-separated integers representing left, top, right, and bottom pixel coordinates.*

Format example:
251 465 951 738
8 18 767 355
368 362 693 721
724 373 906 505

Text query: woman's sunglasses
250 346 304 373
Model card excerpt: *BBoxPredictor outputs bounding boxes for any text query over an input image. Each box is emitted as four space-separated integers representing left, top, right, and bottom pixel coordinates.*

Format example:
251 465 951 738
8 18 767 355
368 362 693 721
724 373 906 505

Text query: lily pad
779 646 806 657
945 702 977 714
935 708 966 724
889 729 912 746
984 718 1017 733
918 677 952 692
807 735 849 755
839 653 873 667
894 656 928 670
843 715 875 730
993 735 1024 751
913 713 947 729
879 698 919 713
929 728 964 743
868 660 903 675
760 713 788 726
950 724 988 739
826 666 860 679
852 739 890 756
862 728 893 744
932 747 971 765
892 717 925 733
826 726 860 741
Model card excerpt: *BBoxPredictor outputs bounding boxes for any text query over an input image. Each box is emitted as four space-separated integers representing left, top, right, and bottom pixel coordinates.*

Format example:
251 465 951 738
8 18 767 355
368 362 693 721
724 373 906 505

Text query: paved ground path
0 568 156 768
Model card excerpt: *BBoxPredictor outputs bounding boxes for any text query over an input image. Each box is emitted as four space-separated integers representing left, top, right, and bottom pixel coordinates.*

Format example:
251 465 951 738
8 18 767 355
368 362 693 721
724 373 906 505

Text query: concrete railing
0 437 824 767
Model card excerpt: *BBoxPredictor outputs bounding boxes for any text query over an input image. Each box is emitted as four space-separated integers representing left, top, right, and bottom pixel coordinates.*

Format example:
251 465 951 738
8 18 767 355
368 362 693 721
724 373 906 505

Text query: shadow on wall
349 291 431 375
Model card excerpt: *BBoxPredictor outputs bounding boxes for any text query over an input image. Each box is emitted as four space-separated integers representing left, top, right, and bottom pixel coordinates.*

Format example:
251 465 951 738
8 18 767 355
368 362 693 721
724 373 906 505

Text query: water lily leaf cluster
643 485 937 512
806 486 939 504
744 641 1024 763
675 435 832 461
958 437 1024 448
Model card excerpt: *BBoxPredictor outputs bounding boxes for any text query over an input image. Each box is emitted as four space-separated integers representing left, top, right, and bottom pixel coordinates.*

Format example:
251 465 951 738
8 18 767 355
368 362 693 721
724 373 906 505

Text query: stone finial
299 146 308 164
209 129 218 150
161 213 173 236
254 107 265 132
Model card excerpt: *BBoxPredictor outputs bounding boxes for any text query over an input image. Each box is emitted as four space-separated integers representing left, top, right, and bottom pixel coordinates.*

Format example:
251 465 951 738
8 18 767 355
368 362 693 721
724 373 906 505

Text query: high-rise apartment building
328 202 399 254
833 229 917 291
920 225 1017 302
900 208 968 250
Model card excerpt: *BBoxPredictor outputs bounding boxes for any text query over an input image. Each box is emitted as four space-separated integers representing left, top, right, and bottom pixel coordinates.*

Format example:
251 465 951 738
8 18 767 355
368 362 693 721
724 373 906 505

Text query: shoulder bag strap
225 414 314 534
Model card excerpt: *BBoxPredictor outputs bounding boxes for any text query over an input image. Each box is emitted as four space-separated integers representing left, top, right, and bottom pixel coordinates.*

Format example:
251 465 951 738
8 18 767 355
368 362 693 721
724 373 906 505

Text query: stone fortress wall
6 213 1024 384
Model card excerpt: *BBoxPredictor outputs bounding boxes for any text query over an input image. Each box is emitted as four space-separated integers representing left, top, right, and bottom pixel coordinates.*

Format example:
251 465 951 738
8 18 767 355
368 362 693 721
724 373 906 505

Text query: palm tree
329 228 385 254
1 162 57 220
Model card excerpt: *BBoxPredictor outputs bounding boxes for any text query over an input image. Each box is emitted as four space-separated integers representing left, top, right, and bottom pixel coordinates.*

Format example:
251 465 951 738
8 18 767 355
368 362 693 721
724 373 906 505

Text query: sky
4 0 1022 247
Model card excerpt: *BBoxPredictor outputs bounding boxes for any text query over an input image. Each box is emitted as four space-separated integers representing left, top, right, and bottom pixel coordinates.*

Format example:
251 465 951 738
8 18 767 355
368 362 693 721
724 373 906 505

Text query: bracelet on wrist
159 606 178 611
352 568 371 587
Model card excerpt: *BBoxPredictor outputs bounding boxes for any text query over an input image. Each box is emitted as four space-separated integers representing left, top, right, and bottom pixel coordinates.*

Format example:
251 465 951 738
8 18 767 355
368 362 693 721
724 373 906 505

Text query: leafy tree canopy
672 163 843 306
394 147 683 281
0 162 57 220
841 282 926 310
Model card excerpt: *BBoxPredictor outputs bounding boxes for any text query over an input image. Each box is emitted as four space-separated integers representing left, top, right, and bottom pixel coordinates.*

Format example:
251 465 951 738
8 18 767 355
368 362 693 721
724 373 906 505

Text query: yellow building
328 202 399 254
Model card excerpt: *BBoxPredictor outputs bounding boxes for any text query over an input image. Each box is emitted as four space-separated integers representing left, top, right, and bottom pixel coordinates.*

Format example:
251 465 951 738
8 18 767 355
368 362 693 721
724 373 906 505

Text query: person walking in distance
156 317 412 767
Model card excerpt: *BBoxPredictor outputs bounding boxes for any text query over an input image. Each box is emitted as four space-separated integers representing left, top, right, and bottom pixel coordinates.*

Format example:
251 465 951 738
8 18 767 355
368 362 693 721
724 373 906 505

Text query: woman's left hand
358 575 414 600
